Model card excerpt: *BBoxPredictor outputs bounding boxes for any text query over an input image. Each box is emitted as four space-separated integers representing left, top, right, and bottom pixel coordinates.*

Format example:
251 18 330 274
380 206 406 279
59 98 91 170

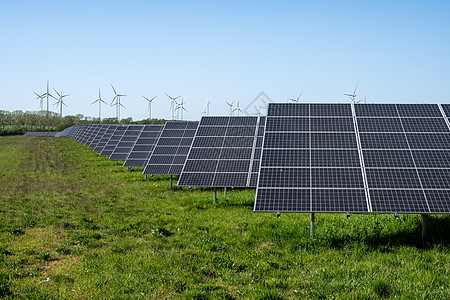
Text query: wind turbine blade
120 103 126 109
62 94 70 97
49 94 58 100
110 96 117 105
91 100 98 105
165 93 172 100
53 89 61 98
99 88 101 98
353 83 359 95
150 96 157 102
111 84 117 95
63 102 68 107
34 91 41 98
173 96 181 101
100 100 108 104
118 94 127 97
143 96 150 101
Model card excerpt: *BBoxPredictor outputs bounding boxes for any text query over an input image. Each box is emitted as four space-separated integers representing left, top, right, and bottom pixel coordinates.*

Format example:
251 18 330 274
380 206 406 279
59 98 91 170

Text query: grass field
0 136 449 299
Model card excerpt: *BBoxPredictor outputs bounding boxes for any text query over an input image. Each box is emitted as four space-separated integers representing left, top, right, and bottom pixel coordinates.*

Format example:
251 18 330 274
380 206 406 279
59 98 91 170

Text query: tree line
0 110 167 136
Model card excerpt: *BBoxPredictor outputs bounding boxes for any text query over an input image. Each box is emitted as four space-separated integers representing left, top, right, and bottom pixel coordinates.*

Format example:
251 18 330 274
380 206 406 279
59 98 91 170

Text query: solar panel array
143 121 199 175
110 125 144 161
178 116 264 187
123 125 164 167
254 103 450 214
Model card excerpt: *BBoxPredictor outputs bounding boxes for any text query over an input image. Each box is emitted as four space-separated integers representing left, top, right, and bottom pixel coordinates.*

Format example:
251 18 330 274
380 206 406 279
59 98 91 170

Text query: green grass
0 136 449 299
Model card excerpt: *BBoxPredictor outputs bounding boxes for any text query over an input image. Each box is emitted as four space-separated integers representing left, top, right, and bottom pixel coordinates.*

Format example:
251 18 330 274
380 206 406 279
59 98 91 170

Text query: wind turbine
33 91 44 111
226 101 234 116
203 97 211 116
177 98 187 120
111 85 126 121
143 96 156 120
345 83 359 104
53 89 70 117
91 89 108 120
233 100 243 116
40 80 57 112
289 93 302 103
165 93 181 120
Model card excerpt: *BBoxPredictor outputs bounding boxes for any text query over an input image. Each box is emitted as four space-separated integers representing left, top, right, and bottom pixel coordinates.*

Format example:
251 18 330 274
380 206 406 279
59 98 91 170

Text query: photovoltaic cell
178 116 264 187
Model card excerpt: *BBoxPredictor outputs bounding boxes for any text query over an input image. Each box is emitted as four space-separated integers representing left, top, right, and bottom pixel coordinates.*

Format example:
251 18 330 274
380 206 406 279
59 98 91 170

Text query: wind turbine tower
91 89 108 120
40 81 56 112
143 96 157 120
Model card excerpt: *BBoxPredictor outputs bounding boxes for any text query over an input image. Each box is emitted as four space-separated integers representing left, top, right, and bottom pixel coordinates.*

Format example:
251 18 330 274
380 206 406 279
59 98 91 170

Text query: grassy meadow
0 135 449 299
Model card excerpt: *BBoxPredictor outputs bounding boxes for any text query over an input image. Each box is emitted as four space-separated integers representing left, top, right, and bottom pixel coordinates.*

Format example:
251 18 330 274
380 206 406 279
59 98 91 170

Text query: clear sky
1 0 449 121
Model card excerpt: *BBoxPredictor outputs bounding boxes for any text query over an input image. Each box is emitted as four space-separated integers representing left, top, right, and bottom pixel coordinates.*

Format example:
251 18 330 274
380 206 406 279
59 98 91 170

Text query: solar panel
255 103 450 214
79 124 97 144
94 125 118 153
143 121 199 175
109 125 144 161
255 103 368 213
122 125 164 167
84 124 103 147
178 116 264 187
88 125 110 149
100 125 128 157
356 103 450 213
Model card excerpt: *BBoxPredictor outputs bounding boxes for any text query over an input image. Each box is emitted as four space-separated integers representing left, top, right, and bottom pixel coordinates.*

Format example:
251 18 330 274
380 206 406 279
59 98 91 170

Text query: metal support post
145 174 147 180
421 214 427 240
213 190 217 204
311 213 315 238
224 187 227 197
170 176 173 188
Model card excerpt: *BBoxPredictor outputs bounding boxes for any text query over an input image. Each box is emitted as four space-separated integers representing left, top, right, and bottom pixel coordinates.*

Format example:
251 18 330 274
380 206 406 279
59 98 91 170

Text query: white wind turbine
165 93 181 120
143 96 157 120
233 100 243 116
91 89 108 120
226 101 234 116
53 89 70 117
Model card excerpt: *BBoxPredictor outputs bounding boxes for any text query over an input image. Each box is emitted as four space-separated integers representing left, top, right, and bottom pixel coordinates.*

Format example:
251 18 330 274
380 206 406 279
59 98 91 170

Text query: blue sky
1 0 449 120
